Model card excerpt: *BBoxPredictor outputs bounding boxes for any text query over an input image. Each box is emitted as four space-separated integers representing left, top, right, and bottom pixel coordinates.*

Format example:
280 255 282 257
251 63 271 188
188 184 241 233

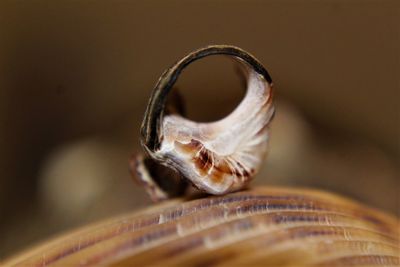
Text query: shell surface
4 186 399 266
136 45 275 200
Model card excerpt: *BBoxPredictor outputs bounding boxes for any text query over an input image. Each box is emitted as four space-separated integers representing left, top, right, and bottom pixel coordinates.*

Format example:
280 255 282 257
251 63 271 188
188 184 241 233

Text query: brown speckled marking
176 139 252 184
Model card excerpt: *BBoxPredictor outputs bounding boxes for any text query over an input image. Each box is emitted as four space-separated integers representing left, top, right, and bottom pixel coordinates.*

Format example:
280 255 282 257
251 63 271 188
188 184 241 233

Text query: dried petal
138 45 274 198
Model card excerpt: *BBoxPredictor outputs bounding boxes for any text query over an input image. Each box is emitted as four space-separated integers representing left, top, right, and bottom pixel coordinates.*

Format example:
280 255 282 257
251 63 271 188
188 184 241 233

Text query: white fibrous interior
157 62 274 194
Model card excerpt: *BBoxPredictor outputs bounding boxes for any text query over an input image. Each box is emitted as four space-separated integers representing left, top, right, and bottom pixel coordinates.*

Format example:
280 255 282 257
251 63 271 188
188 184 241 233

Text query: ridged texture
4 187 399 266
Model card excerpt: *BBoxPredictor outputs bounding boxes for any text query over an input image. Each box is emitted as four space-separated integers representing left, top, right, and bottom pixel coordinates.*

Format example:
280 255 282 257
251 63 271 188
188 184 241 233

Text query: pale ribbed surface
4 187 399 266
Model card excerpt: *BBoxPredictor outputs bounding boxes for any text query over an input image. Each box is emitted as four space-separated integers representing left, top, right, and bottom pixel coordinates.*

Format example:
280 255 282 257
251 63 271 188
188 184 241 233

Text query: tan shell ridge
4 187 399 266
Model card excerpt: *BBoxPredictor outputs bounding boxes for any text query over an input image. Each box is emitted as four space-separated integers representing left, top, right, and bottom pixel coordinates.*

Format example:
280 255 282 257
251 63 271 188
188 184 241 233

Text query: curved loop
141 45 273 152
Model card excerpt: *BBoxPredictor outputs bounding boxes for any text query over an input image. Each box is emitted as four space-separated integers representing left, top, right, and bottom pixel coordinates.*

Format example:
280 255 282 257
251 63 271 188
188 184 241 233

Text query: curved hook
140 45 273 152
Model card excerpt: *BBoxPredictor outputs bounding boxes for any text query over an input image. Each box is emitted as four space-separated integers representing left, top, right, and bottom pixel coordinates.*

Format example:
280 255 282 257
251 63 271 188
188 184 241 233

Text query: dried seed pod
134 45 275 200
4 187 399 266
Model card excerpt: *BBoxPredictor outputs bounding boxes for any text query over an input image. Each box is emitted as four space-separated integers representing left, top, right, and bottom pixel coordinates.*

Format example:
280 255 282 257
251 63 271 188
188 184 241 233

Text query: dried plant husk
136 45 275 200
3 186 399 266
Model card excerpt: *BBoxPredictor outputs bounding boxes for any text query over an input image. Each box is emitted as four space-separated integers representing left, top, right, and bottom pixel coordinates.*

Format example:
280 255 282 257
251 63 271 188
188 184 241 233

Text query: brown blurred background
0 0 399 259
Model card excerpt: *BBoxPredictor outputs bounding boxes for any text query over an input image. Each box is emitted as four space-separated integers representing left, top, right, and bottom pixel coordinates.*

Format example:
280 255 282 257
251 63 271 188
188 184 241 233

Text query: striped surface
4 187 399 266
